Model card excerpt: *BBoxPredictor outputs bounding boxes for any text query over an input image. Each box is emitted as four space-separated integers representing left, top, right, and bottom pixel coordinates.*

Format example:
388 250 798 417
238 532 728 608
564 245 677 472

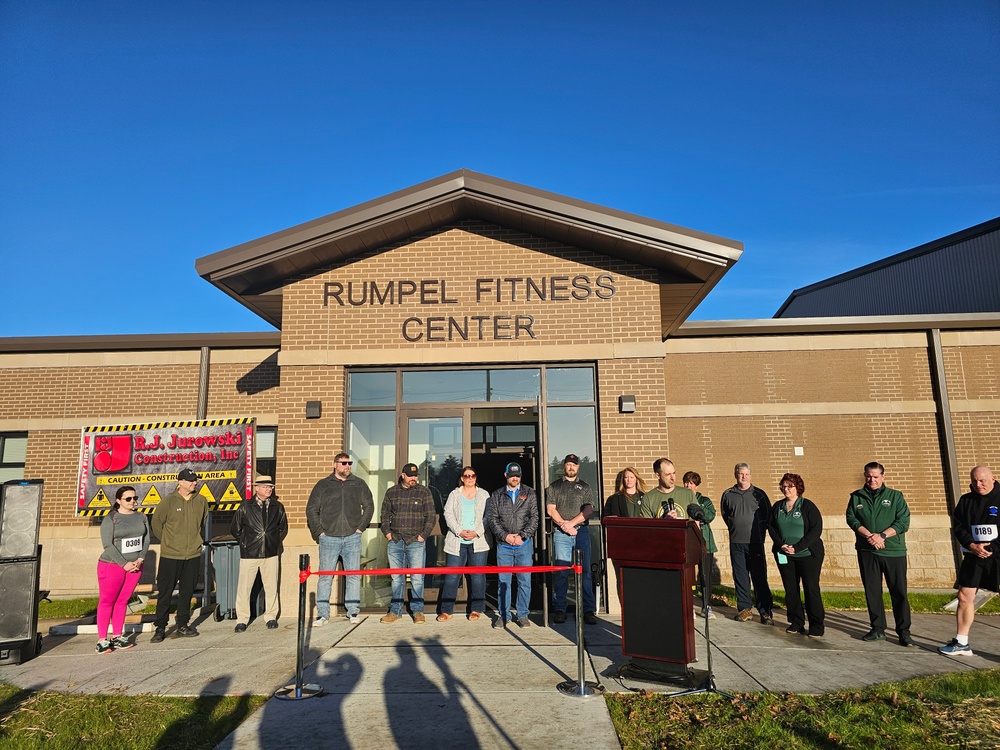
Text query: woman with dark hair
768 473 825 637
96 486 150 653
438 466 490 621
683 470 718 619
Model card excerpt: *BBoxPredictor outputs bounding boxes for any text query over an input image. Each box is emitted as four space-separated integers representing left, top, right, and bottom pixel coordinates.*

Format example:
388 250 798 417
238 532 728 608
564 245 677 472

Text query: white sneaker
312 616 329 627
348 614 361 625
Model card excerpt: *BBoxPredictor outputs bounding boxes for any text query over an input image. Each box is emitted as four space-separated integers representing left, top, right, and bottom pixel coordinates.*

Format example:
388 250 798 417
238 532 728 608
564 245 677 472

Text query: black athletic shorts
957 552 1000 592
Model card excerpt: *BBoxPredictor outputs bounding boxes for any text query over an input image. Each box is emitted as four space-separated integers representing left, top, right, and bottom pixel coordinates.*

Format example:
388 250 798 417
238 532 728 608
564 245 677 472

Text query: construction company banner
76 418 255 517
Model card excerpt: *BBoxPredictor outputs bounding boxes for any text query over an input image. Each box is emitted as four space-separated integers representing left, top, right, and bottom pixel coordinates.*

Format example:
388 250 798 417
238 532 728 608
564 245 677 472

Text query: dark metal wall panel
779 228 1000 317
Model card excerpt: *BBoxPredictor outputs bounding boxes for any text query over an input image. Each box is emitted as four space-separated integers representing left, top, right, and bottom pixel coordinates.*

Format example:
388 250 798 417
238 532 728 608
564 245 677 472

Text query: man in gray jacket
721 463 774 624
306 452 374 626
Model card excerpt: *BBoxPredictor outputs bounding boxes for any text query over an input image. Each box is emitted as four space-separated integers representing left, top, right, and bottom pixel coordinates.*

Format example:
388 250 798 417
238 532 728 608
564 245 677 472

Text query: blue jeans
552 528 595 613
440 545 487 615
496 539 533 620
730 542 773 615
387 538 426 615
317 532 362 619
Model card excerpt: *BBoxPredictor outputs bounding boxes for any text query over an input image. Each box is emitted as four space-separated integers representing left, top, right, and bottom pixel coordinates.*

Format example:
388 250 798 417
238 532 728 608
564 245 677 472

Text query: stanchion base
556 680 603 698
274 683 325 701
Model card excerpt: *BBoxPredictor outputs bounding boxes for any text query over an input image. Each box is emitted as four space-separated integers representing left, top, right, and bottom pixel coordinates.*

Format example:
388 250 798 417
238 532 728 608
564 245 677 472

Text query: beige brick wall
281 221 662 352
659 334 986 588
596 358 669 497
273 365 346 529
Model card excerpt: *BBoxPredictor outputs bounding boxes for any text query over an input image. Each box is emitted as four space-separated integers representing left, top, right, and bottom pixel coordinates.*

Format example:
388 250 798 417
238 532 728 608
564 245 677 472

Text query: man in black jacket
306 452 375 626
485 462 539 628
938 466 999 656
231 475 288 632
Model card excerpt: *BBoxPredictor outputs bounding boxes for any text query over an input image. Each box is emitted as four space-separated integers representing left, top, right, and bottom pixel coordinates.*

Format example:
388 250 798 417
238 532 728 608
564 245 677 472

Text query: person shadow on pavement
152 676 256 750
384 640 482 750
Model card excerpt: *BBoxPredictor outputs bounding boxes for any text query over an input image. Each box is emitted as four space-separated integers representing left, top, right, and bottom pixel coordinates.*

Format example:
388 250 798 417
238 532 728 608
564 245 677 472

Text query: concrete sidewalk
1 608 997 749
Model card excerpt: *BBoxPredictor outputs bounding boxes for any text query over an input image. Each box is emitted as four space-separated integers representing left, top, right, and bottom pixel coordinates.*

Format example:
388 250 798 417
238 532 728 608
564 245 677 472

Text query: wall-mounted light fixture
305 400 322 419
618 395 636 414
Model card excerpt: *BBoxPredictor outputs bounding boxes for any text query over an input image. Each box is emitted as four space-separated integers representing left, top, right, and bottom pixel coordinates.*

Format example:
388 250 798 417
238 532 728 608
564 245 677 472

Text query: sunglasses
338 460 354 466
462 474 476 479
122 497 139 502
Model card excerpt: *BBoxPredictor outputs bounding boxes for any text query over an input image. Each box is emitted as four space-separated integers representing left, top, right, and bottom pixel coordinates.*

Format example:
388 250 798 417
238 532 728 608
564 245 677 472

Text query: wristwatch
879 531 887 540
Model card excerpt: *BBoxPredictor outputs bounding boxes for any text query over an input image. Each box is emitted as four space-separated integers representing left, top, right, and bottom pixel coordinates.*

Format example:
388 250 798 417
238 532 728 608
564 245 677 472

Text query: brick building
1 170 997 614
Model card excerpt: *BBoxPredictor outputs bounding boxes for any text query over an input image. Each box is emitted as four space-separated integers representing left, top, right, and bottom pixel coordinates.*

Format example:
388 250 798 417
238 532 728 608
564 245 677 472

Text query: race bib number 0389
121 535 143 554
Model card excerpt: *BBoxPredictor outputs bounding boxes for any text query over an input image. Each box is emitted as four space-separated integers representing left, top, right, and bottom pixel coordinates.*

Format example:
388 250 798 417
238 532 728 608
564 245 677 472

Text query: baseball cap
402 463 419 477
177 468 199 482
254 475 274 485
505 462 522 477
563 454 580 465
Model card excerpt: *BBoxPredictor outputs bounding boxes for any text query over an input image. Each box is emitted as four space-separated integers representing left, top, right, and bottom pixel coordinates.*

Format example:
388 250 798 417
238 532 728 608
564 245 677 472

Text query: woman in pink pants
96 486 150 653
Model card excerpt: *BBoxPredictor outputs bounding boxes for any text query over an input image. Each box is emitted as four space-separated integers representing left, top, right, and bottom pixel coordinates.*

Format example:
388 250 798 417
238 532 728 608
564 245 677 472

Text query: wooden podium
605 516 704 669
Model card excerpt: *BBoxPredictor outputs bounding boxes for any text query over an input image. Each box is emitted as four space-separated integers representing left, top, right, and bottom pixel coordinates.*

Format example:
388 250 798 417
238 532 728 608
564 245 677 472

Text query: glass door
403 411 464 595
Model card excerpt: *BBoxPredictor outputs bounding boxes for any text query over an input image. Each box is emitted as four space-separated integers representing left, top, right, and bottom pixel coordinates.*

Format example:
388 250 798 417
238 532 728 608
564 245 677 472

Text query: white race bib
121 535 143 554
971 524 997 542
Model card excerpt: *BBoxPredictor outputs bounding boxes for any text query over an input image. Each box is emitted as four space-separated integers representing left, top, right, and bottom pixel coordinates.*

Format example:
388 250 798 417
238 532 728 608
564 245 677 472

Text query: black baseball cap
402 463 419 477
505 462 522 477
177 468 199 482
563 454 580 465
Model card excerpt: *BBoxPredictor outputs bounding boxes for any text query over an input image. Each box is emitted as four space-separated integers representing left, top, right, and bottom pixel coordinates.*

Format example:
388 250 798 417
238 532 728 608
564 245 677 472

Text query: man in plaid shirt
379 463 436 623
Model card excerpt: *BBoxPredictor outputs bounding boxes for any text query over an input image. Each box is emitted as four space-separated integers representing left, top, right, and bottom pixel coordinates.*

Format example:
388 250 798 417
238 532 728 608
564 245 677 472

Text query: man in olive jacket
846 461 913 646
151 468 209 642
306 452 375 626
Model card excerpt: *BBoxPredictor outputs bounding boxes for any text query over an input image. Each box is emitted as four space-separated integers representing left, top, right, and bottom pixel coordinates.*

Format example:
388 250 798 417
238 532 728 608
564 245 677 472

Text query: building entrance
346 365 600 616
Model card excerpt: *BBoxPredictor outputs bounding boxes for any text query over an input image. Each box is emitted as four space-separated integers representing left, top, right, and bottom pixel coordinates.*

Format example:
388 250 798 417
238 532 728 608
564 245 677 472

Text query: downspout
197 346 211 610
926 329 962 571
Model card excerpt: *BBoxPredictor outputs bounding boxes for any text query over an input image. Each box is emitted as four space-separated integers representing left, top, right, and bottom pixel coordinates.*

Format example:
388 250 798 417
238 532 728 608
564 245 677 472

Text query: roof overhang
673 313 1000 338
196 169 743 335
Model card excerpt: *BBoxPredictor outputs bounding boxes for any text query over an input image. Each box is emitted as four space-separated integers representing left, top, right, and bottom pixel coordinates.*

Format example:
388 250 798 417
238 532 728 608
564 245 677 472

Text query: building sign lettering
322 274 616 341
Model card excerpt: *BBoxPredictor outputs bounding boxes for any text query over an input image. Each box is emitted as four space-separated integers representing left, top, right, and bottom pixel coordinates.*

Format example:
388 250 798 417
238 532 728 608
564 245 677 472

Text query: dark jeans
154 556 200 629
775 553 825 634
858 552 911 636
439 545 488 615
730 542 773 615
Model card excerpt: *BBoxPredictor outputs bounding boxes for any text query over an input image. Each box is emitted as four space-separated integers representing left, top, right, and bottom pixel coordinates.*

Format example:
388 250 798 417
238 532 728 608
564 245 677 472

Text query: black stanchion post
274 553 323 700
556 550 601 698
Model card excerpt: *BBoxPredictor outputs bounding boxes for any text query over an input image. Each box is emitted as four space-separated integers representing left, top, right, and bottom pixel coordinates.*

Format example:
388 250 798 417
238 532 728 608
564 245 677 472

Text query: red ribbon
300 563 578 579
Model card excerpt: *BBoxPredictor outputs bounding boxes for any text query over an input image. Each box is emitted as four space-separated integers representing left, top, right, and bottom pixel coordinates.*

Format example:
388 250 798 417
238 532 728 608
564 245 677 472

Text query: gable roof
196 169 742 334
775 216 1000 318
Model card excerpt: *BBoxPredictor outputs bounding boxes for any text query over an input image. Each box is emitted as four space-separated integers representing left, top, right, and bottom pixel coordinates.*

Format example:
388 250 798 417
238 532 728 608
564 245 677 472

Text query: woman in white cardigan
437 466 491 621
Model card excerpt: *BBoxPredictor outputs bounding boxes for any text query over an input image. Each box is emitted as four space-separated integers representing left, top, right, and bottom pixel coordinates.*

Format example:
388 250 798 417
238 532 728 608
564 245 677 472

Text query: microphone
687 503 706 522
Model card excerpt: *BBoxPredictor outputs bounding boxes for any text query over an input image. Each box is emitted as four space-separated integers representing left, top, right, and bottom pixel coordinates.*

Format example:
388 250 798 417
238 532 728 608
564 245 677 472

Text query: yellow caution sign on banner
143 485 162 505
198 483 217 504
89 488 111 508
220 482 243 502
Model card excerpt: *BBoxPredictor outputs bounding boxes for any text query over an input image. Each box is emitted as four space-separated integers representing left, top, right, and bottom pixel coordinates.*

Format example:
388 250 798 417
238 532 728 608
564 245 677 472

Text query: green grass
606 669 1000 749
705 587 1000 615
0 684 267 750
37 597 180 619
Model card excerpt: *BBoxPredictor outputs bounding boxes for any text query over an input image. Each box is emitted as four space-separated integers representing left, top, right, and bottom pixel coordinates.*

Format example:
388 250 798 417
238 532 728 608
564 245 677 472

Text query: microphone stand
670 522 734 700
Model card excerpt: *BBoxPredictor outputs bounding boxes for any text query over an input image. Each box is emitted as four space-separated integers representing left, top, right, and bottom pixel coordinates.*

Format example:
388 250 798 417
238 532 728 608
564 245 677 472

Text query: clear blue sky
2 1 997 336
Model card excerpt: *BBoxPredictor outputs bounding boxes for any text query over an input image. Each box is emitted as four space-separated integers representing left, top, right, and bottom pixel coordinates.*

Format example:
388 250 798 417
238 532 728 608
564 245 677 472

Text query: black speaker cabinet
0 480 44 560
0 552 42 665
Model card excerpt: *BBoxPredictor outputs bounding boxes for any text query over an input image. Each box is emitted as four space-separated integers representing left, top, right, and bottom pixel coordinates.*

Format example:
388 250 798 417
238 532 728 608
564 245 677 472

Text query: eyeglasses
337 460 354 466
462 474 476 479
779 485 794 491
122 497 138 503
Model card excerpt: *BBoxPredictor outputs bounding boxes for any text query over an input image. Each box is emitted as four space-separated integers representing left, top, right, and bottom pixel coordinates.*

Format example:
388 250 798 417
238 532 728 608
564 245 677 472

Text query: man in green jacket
151 468 209 642
845 462 913 647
